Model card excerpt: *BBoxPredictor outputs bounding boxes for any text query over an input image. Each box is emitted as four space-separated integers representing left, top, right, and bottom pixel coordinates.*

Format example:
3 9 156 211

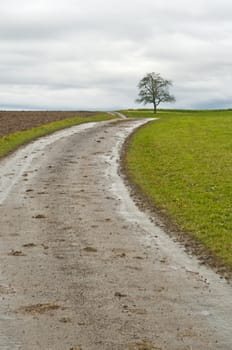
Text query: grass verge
124 110 232 270
0 112 114 159
120 110 156 118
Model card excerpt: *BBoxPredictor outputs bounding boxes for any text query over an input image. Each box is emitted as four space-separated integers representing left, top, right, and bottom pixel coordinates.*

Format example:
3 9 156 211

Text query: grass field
124 109 232 267
0 112 114 159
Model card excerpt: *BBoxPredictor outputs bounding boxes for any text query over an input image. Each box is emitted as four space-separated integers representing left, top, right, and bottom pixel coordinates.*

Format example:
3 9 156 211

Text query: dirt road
0 118 231 349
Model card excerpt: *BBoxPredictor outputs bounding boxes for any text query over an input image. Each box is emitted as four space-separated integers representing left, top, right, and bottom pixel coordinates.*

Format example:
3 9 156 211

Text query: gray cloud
0 0 232 109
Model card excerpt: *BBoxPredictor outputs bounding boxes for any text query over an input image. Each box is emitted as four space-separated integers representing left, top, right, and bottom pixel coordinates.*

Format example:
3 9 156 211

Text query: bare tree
136 72 175 113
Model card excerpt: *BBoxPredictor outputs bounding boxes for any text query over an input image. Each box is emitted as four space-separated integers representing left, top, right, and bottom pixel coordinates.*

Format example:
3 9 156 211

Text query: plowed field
0 111 95 137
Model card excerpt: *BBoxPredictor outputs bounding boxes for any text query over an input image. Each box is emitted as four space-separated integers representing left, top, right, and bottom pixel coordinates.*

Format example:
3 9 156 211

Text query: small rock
83 247 97 253
8 250 26 257
115 292 127 298
23 243 36 248
33 214 46 219
59 317 71 323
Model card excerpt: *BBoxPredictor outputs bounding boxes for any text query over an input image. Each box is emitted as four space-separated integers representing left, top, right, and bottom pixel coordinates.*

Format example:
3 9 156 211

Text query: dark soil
0 111 95 137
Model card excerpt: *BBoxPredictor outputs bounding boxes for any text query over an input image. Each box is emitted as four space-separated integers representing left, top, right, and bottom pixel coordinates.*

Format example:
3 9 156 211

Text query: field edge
120 119 232 282
0 112 116 160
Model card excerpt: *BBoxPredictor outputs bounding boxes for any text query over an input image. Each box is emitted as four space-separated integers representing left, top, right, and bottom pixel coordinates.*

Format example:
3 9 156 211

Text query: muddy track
0 118 231 349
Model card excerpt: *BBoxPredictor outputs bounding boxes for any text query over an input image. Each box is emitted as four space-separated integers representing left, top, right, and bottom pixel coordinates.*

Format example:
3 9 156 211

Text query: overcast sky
1 0 232 110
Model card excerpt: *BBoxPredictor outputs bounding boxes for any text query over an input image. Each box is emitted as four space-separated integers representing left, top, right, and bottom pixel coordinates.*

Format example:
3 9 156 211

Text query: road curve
0 118 231 350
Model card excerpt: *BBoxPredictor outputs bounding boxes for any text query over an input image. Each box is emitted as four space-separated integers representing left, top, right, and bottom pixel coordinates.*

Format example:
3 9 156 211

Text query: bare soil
0 118 231 349
0 111 95 136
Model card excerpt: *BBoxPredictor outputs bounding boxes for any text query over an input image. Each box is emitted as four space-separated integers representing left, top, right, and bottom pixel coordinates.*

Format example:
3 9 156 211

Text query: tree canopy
136 72 175 113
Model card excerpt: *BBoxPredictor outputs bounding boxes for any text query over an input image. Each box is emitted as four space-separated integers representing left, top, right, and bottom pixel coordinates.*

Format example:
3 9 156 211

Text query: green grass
125 110 232 266
120 109 156 118
0 112 114 159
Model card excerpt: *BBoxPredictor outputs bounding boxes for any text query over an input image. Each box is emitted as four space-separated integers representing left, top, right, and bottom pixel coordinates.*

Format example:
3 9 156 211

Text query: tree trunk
153 103 157 114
